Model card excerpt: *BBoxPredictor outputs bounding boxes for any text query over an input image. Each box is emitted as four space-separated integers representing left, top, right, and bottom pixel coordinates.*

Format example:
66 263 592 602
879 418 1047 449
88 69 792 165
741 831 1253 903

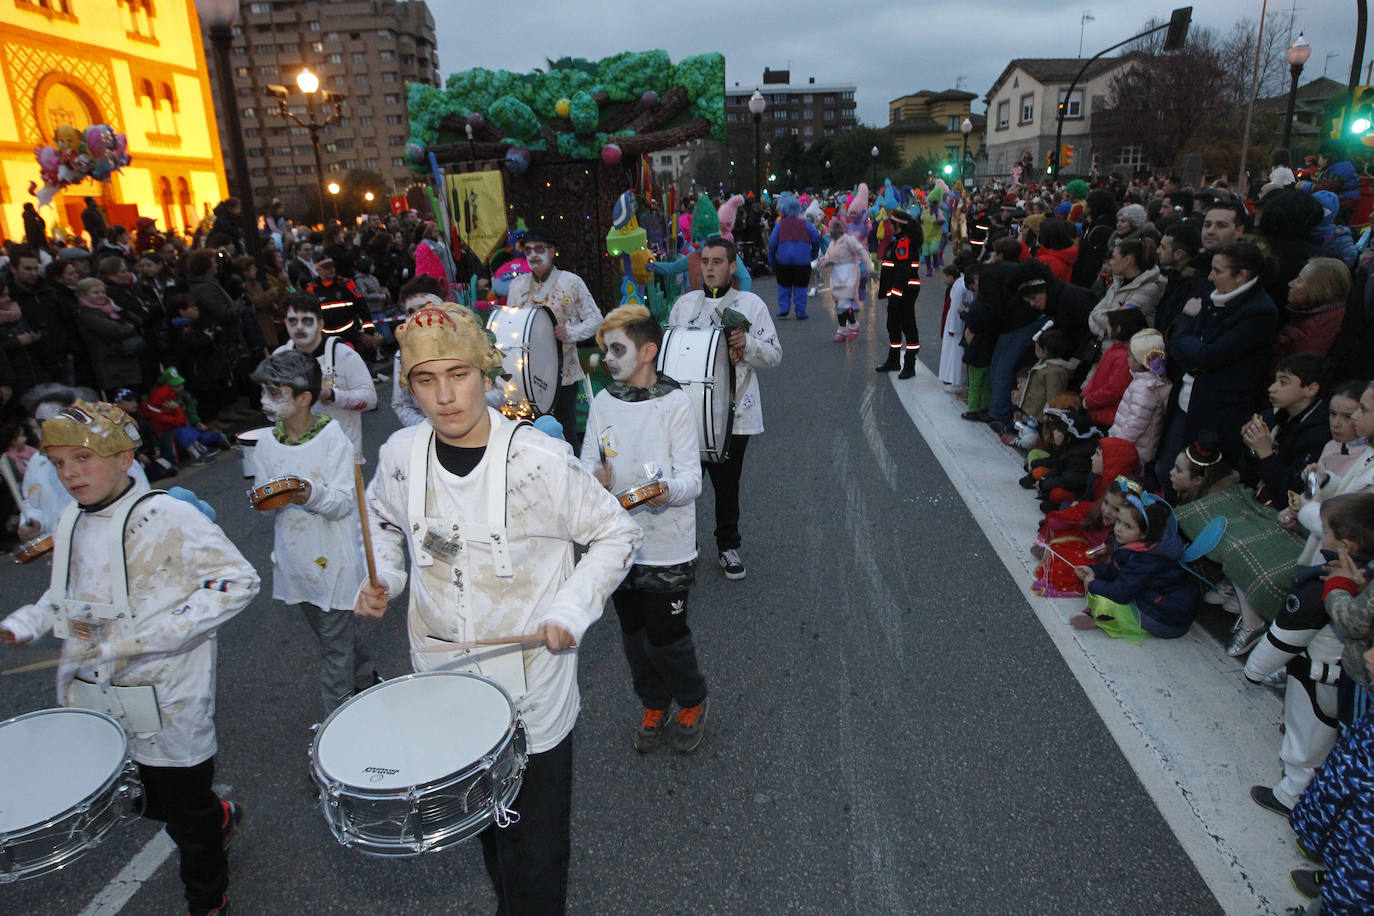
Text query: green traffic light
1352 117 1373 134
943 164 954 175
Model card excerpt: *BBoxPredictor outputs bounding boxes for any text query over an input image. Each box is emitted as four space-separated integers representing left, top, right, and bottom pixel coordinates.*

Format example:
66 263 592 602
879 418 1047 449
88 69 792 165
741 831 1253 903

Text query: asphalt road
0 274 1222 914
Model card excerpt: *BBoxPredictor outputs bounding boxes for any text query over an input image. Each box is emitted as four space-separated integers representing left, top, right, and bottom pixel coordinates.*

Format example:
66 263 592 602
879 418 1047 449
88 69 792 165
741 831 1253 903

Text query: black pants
138 759 227 912
884 292 919 348
613 586 707 709
479 734 573 916
704 433 750 551
552 382 581 451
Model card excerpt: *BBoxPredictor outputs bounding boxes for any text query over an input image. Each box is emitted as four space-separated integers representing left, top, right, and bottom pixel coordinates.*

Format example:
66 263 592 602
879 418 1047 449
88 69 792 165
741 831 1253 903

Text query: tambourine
14 534 53 565
248 476 308 511
616 480 669 511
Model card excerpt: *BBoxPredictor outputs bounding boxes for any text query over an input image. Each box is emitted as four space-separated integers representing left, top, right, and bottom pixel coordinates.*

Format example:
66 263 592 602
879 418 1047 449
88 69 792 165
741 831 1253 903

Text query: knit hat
1118 204 1147 228
396 303 504 389
1128 329 1166 375
40 400 140 457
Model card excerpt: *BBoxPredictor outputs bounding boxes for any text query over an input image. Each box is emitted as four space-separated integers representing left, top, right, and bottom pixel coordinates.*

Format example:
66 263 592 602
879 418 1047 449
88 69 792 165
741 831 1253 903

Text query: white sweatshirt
253 418 367 611
364 410 640 752
667 289 782 435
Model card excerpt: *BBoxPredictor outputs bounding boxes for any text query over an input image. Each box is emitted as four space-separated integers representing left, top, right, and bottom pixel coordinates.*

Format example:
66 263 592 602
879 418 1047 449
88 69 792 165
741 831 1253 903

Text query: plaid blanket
1176 487 1305 621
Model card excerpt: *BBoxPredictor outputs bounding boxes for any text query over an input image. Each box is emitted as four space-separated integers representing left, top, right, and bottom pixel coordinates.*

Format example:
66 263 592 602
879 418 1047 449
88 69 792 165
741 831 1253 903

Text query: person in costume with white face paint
1 400 258 916
272 292 377 458
251 350 374 714
502 228 602 447
666 237 781 582
581 305 710 754
355 302 639 913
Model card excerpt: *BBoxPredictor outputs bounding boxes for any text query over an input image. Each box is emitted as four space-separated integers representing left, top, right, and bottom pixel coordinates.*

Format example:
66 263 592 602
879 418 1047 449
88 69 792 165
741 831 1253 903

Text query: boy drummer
354 303 640 912
581 305 710 753
0 401 259 916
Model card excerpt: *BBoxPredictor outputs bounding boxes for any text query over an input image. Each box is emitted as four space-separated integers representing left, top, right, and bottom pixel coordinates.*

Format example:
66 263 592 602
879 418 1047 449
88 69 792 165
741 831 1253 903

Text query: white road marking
889 363 1302 916
77 784 233 915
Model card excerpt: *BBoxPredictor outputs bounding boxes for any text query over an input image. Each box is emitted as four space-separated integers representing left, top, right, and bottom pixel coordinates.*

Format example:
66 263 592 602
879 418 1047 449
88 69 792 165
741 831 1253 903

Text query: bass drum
657 326 734 463
486 305 561 416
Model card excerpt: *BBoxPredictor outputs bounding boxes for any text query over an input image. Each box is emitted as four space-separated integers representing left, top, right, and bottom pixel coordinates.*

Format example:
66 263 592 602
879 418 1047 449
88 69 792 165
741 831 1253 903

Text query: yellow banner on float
444 170 506 263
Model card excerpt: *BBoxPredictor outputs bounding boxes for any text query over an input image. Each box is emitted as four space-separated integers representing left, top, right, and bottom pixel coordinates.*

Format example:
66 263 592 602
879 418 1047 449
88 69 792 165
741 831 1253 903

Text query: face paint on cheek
261 388 294 421
603 333 636 382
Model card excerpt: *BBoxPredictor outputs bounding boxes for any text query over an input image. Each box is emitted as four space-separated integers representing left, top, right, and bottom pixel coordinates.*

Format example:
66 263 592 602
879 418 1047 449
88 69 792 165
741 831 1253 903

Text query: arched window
159 82 177 135
159 176 174 233
140 0 157 40
177 177 194 232
139 79 160 134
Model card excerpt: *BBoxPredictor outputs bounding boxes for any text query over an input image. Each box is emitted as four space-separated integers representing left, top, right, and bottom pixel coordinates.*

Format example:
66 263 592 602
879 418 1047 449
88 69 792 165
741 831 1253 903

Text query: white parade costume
506 269 602 386
253 418 367 610
940 275 972 386
666 289 781 435
580 384 701 566
3 481 259 767
274 337 376 457
20 451 149 534
365 409 641 752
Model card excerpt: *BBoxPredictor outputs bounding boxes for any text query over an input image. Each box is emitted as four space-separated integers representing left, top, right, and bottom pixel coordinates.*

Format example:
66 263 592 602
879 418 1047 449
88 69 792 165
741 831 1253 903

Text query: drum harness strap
682 289 754 407
50 489 169 736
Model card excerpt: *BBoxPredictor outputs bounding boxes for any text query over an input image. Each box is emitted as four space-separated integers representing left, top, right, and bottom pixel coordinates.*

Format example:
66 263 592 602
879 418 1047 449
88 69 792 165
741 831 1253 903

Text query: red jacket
1082 342 1132 428
1036 245 1079 283
140 384 189 435
1271 304 1345 373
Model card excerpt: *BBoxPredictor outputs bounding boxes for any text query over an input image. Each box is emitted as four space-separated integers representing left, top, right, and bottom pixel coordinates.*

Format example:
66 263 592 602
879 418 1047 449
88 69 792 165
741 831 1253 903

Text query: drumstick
414 632 544 654
3 650 97 676
353 452 379 590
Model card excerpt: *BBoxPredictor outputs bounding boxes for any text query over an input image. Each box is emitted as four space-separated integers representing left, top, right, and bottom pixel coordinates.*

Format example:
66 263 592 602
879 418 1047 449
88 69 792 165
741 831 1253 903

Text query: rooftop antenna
955 74 967 89
1078 10 1095 58
1323 52 1339 78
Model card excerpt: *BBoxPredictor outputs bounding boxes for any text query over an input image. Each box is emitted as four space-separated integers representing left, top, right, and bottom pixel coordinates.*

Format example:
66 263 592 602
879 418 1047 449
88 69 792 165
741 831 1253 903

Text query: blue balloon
504 147 530 175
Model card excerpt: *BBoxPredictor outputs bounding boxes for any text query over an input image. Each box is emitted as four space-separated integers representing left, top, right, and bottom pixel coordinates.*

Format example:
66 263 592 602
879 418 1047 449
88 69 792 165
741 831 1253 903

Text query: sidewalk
891 361 1307 916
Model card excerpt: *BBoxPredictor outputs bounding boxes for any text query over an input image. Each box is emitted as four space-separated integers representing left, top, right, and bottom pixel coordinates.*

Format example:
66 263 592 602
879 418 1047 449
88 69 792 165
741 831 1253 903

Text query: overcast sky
430 1 1365 126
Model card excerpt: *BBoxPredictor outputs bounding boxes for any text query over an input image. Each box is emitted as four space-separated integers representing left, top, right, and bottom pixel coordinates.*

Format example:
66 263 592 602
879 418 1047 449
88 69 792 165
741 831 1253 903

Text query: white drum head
0 709 127 832
235 426 272 479
658 327 734 463
488 306 560 415
315 673 514 791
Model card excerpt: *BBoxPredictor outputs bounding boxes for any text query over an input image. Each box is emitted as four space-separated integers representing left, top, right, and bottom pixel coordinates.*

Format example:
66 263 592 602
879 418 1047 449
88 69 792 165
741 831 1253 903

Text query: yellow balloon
555 98 571 118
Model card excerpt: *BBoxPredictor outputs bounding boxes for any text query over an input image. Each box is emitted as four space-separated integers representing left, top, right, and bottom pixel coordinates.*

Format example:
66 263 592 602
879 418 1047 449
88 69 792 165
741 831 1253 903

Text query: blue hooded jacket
768 194 821 269
1313 190 1358 269
1089 523 1199 638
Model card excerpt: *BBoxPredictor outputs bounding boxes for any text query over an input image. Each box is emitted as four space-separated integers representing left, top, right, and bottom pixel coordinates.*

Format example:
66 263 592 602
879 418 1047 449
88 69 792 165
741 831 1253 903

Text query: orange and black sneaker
189 893 229 916
670 697 709 754
634 707 669 754
220 801 244 851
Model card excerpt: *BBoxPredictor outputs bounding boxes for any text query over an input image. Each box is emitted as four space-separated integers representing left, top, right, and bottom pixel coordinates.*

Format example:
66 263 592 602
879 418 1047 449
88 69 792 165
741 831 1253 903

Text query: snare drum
657 326 735 463
487 305 561 416
0 708 141 883
309 671 527 857
13 534 53 565
235 427 272 479
248 476 308 511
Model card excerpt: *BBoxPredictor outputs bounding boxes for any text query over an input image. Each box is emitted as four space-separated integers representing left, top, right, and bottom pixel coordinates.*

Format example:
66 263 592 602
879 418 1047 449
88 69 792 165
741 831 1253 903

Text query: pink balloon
85 126 106 156
600 143 622 166
36 146 59 170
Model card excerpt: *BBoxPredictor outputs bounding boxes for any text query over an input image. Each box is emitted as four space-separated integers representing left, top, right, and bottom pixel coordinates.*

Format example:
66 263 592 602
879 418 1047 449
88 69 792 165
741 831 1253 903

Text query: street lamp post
748 90 766 199
961 117 973 185
327 181 341 221
1282 33 1312 152
870 145 879 189
267 68 345 225
195 0 261 257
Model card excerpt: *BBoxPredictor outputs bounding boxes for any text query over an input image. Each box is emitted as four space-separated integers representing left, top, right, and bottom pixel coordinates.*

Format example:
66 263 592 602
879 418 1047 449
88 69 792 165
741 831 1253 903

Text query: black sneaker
670 698 709 754
1290 868 1325 900
633 707 669 754
718 549 746 580
1249 785 1292 817
220 801 244 850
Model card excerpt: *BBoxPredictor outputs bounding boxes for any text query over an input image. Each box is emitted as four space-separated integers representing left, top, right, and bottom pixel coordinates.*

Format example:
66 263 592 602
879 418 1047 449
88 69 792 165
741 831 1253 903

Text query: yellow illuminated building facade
0 0 227 244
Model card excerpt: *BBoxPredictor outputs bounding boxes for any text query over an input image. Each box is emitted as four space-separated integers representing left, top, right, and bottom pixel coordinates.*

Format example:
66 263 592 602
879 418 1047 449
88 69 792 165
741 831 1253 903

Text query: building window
352 53 365 63
362 137 376 147
358 116 373 126
119 0 157 41
379 51 393 61
382 73 397 83
1057 88 1084 119
235 66 250 77
355 95 370 106
251 167 267 178
947 115 959 132
354 75 368 85
377 29 391 38
326 32 339 42
392 157 405 167
803 94 812 103
1019 93 1034 124
385 114 402 125
384 94 399 104
996 99 1010 130
247 147 263 157
177 177 194 232
337 138 354 149
1116 145 1147 169
310 41 322 53
249 2 270 12
308 21 319 31
824 94 834 103
803 125 813 137
364 158 378 169
823 109 834 121
842 91 854 100
244 128 259 137
388 135 405 146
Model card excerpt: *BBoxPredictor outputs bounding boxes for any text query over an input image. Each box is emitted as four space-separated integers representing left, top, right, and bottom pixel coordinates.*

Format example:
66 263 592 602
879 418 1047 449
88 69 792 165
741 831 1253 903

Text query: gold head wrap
396 303 505 389
40 400 140 456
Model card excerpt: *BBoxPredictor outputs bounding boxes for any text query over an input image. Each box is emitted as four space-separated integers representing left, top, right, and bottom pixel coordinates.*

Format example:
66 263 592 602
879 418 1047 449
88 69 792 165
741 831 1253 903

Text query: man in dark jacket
80 197 107 247
875 208 922 377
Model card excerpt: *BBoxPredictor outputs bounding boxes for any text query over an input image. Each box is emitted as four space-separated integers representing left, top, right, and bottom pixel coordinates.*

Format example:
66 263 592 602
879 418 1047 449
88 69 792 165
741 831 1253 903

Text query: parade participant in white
355 303 639 913
252 350 372 713
1 401 258 916
667 237 781 580
502 229 602 445
273 292 376 458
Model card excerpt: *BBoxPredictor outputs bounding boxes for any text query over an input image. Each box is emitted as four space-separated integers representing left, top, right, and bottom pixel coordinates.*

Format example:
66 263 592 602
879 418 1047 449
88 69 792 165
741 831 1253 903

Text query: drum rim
0 708 131 841
489 304 562 416
234 427 272 447
309 671 522 799
659 326 735 462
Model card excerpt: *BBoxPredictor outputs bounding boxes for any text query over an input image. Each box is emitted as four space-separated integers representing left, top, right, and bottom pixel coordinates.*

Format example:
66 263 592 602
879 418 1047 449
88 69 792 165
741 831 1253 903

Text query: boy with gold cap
355 303 640 913
1 401 260 916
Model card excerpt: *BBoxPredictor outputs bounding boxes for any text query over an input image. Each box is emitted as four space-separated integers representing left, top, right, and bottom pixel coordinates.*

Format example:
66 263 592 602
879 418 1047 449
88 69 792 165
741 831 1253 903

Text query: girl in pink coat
1108 329 1173 464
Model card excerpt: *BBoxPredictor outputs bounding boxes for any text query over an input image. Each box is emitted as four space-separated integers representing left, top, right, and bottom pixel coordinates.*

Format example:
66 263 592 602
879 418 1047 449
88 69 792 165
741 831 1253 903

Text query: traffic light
1163 6 1192 51
942 162 954 175
1060 143 1075 170
1349 86 1374 140
1045 149 1057 174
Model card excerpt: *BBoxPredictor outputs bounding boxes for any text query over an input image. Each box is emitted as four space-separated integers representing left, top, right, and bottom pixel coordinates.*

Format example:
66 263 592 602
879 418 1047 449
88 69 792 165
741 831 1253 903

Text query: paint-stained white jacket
365 410 640 752
668 289 782 436
3 482 259 767
274 337 377 458
254 418 367 611
506 269 602 386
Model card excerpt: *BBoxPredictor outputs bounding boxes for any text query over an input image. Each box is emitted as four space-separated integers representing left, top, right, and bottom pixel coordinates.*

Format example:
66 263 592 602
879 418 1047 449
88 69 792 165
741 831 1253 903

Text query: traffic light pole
1052 7 1191 178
